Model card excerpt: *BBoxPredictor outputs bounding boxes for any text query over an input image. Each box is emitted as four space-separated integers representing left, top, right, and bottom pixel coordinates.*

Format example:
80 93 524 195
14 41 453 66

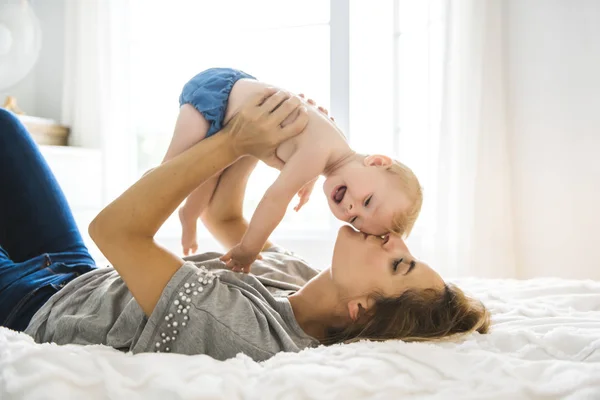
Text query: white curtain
61 0 135 201
418 0 516 278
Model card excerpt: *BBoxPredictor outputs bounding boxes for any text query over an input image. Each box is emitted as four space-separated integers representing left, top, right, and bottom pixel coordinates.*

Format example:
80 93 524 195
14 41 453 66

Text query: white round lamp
0 0 42 92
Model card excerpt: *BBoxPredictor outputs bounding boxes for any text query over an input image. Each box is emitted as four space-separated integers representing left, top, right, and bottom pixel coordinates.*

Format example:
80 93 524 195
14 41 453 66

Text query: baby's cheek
359 222 382 236
372 213 395 236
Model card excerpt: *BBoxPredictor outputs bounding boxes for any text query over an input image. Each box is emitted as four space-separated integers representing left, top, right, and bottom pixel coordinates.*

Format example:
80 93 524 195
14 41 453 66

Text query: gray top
25 247 320 361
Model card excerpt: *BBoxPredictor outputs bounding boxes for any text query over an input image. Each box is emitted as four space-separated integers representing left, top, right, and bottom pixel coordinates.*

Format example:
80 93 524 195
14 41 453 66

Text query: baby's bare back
225 79 348 171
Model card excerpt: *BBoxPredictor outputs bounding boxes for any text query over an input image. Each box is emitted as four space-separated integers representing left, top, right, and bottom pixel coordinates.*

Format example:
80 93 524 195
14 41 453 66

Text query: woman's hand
298 93 335 123
226 88 309 165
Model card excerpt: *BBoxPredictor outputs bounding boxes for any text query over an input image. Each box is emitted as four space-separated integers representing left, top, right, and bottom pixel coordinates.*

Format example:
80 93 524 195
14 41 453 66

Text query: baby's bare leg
178 176 219 255
163 104 210 162
201 156 260 251
166 104 221 255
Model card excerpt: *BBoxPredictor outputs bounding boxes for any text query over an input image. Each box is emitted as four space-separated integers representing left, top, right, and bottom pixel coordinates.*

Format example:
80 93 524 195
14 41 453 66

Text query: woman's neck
288 269 349 341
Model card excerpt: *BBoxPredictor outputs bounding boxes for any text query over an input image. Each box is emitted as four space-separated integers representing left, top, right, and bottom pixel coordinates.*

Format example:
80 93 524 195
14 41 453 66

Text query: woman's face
330 226 444 301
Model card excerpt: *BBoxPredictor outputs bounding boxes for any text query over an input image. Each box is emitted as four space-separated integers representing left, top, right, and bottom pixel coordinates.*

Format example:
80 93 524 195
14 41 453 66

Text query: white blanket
1 277 599 400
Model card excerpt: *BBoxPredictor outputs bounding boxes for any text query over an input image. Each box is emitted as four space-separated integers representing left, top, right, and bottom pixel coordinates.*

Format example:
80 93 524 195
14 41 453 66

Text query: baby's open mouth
332 185 347 204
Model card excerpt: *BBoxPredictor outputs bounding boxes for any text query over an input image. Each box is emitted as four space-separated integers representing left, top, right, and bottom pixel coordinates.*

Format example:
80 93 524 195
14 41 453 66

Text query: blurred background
1 0 599 279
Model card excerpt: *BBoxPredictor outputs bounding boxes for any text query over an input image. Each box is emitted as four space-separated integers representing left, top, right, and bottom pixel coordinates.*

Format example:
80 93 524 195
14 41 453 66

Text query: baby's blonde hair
386 160 423 238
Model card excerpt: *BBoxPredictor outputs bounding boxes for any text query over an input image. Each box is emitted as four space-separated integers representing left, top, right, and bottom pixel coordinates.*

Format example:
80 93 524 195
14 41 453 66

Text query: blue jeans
0 109 97 332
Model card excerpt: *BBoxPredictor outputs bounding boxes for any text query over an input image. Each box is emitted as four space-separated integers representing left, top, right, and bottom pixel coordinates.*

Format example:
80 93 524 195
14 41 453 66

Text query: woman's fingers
226 89 307 161
298 93 315 105
270 95 302 122
280 106 308 136
253 87 279 106
257 90 305 129
260 90 291 114
298 92 335 121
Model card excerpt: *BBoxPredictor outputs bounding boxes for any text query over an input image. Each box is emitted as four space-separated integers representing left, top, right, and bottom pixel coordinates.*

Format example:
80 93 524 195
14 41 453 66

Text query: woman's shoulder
257 246 319 283
183 251 224 264
182 247 319 285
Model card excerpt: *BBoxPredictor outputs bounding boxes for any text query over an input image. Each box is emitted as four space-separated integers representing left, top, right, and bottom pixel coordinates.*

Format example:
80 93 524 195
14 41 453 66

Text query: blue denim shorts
179 68 256 138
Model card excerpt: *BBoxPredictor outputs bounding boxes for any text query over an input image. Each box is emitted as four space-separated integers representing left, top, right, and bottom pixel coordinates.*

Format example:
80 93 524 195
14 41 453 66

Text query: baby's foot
178 207 198 256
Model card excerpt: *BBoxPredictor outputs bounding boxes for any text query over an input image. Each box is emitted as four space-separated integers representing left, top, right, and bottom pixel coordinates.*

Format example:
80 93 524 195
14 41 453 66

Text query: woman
0 90 489 361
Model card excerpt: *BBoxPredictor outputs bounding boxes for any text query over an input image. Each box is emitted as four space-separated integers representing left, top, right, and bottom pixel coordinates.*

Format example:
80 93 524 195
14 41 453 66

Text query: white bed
1 277 599 400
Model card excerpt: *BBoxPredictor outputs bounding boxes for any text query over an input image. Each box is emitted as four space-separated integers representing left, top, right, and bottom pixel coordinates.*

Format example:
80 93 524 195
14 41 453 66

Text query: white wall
0 0 64 121
0 70 36 114
31 0 65 121
507 0 600 279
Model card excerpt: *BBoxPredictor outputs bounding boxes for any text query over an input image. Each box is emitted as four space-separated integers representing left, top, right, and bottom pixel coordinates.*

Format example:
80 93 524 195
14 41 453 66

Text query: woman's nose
384 233 410 253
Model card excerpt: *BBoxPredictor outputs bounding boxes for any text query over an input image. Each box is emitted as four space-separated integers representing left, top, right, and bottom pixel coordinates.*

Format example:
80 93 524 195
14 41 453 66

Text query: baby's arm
294 177 318 212
221 149 327 272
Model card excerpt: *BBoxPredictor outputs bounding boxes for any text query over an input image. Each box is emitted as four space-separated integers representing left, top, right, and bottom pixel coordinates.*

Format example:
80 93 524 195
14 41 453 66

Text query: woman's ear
348 301 361 321
347 297 374 321
364 154 393 167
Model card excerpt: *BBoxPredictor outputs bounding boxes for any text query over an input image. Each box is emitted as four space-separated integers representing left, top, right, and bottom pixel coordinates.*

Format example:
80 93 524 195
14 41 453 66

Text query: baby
162 68 423 272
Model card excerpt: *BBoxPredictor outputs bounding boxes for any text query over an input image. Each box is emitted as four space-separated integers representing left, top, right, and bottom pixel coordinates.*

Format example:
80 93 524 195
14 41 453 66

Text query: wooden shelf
17 115 70 146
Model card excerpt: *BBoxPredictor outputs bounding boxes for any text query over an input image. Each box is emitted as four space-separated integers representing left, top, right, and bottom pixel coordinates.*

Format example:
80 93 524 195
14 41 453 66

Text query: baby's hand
220 244 262 274
294 178 317 212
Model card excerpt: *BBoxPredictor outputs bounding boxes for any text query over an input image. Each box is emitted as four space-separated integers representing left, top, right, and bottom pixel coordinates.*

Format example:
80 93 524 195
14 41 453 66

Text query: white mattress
1 277 599 400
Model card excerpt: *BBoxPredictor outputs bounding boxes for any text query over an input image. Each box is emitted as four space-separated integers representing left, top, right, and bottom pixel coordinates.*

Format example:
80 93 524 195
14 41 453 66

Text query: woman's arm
89 89 308 316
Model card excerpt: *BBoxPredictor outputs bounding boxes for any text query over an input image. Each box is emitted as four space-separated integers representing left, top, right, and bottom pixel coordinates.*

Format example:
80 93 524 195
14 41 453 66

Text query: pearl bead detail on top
154 266 217 353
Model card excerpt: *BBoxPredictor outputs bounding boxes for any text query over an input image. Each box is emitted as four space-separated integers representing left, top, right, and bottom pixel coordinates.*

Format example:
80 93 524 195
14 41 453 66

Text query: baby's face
323 165 412 236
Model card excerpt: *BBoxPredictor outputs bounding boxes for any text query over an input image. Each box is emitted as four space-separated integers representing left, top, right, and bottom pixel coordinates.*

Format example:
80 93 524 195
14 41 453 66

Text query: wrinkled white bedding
1 277 599 400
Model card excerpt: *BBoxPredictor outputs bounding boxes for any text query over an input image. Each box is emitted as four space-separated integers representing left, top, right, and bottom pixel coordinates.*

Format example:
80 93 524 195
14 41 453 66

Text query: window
346 0 444 257
393 0 445 256
126 1 444 264
128 0 339 264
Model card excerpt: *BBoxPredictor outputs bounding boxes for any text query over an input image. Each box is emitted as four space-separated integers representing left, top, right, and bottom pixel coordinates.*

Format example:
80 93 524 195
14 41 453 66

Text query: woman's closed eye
392 258 403 272
392 258 417 274
364 195 372 207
